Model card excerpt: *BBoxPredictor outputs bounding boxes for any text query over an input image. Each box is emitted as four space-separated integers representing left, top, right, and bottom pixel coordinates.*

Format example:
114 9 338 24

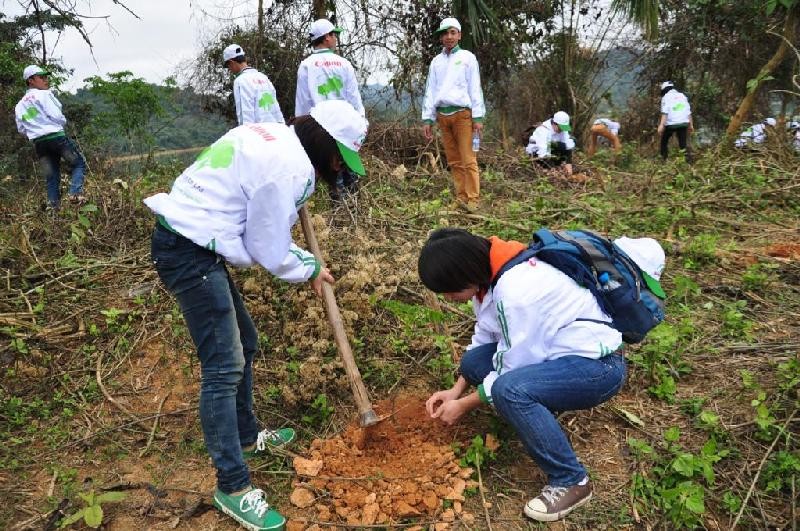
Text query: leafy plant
458 434 496 469
59 489 126 528
720 300 755 340
301 393 334 426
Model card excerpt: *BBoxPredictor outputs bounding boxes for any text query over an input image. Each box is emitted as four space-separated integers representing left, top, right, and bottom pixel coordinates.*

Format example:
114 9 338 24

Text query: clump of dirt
286 396 477 529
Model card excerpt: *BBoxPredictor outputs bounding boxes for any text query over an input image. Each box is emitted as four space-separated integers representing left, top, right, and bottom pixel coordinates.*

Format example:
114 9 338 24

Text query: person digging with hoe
419 228 642 522
144 100 367 531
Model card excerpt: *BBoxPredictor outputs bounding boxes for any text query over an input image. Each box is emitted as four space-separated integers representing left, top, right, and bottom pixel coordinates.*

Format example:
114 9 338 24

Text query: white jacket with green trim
15 88 66 140
471 258 623 405
143 123 319 283
421 46 485 123
233 67 285 125
295 49 364 117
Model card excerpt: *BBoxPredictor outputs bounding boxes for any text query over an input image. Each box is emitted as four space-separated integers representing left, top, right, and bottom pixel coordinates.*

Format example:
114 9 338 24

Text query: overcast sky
7 0 256 91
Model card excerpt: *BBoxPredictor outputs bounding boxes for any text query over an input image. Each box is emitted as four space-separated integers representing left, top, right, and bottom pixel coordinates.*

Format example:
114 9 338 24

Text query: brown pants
437 109 480 203
587 124 622 157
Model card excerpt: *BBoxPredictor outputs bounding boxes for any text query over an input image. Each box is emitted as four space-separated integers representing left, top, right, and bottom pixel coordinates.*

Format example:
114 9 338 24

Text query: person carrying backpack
418 227 665 522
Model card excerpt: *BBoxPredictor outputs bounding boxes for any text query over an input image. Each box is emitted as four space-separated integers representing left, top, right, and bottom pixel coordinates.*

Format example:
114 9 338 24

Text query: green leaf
685 489 705 514
59 509 86 528
96 491 127 503
672 453 696 477
664 426 681 442
84 504 103 528
617 407 645 427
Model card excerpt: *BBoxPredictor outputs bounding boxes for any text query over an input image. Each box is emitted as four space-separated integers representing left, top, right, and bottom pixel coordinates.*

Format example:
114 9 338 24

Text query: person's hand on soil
425 387 460 417
311 267 334 297
423 124 433 141
430 397 468 425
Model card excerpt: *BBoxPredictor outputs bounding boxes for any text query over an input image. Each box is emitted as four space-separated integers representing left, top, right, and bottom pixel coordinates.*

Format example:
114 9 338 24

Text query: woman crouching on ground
418 227 626 522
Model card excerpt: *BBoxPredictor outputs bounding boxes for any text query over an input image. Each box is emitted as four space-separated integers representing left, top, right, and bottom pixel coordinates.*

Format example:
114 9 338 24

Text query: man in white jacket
223 43 285 125
145 100 367 531
525 111 575 175
419 228 666 522
422 17 486 212
657 81 693 163
15 65 87 209
295 19 365 199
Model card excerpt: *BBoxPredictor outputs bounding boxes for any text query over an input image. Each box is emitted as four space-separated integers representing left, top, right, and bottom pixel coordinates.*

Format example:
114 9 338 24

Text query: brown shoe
68 194 87 205
524 481 592 522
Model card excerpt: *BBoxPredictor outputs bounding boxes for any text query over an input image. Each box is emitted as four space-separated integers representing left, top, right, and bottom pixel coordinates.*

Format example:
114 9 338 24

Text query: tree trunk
256 0 264 68
313 0 326 18
724 7 798 140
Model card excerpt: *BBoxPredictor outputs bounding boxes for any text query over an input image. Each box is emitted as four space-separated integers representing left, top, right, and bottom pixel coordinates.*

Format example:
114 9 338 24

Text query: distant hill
593 47 644 113
62 86 232 156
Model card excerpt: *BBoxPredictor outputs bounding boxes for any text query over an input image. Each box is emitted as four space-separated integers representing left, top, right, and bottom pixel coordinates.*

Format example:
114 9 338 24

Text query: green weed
301 393 334 426
59 489 126 529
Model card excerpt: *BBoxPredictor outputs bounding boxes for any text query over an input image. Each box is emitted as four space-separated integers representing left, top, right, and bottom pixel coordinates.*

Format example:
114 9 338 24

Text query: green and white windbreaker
144 122 319 282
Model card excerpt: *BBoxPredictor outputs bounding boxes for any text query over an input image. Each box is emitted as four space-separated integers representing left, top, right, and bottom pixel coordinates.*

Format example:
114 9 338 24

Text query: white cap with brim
614 236 667 297
660 81 674 91
223 44 245 63
309 19 342 42
309 100 368 176
764 117 777 127
23 64 48 81
434 17 461 35
553 110 571 132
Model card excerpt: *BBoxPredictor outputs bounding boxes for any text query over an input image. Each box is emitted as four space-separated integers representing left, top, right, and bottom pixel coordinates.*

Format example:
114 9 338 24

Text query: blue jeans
34 136 86 207
151 223 259 493
460 343 626 486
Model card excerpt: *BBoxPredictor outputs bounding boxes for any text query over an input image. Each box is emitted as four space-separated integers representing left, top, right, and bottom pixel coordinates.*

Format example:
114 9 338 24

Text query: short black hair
660 86 674 97
311 32 334 47
418 228 491 293
228 55 246 66
291 115 342 190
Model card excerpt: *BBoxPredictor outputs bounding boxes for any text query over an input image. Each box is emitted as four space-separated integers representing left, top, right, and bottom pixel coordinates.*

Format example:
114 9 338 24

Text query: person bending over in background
15 65 87 210
419 228 645 522
223 43 285 126
525 111 575 176
421 17 486 213
657 81 693 163
144 100 367 531
587 117 622 157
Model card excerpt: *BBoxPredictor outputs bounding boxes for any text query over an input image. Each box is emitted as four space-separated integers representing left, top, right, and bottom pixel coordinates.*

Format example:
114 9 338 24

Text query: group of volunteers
11 14 720 531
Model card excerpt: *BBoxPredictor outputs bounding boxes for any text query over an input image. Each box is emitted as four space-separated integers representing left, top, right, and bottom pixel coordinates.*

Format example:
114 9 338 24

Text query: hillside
0 137 798 530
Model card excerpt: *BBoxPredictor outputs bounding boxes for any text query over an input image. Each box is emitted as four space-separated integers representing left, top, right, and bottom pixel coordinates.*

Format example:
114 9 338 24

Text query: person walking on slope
419 228 665 522
587 117 622 157
657 81 693 163
144 100 367 531
525 111 575 175
223 43 285 125
421 17 486 213
296 18 366 199
15 65 87 209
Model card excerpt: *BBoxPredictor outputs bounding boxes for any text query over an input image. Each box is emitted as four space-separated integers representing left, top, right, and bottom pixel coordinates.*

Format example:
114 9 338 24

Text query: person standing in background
657 81 693 163
421 17 486 213
223 43 285 125
15 65 87 210
296 19 366 200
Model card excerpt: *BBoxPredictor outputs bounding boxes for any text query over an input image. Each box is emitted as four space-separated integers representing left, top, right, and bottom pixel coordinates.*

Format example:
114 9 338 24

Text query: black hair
311 31 335 47
229 56 246 65
290 115 342 189
660 86 674 97
418 228 491 293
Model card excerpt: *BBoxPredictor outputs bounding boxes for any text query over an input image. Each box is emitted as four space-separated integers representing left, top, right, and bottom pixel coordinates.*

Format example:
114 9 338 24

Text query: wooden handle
298 206 378 426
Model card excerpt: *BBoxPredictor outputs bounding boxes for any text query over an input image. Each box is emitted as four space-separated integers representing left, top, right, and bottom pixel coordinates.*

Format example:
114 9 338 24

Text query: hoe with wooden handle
298 206 381 428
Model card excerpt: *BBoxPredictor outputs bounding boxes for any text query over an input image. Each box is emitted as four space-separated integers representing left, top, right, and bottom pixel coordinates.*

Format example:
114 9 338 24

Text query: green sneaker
213 487 285 530
243 427 296 459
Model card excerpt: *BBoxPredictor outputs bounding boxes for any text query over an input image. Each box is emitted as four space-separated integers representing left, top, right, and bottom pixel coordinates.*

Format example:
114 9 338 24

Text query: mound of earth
286 397 478 529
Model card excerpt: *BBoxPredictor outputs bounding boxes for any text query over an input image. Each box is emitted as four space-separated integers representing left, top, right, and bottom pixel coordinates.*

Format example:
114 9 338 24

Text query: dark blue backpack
493 228 666 343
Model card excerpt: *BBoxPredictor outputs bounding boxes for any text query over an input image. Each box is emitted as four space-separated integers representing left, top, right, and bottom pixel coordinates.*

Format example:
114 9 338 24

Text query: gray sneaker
524 481 592 522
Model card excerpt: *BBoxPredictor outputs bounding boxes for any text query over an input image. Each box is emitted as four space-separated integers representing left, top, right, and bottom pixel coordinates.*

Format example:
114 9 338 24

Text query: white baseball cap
764 117 777 127
222 44 245 63
308 19 342 42
552 111 571 132
660 81 674 91
309 100 368 176
434 17 461 35
23 64 49 80
614 236 666 297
